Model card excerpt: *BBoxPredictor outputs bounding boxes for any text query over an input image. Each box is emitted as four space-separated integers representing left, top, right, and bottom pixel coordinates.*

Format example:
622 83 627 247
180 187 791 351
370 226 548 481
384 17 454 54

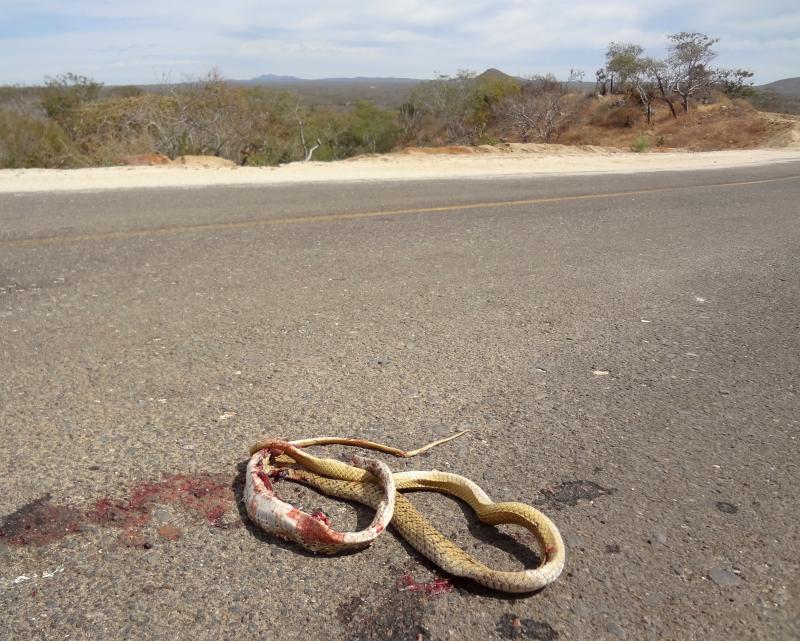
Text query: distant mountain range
757 77 800 98
238 74 422 86
237 69 597 92
240 71 800 97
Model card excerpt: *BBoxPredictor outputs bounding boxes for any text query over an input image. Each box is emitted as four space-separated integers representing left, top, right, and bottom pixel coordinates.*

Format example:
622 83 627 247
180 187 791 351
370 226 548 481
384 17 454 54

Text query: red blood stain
87 496 150 530
1 473 237 549
256 470 274 491
397 572 453 598
310 510 331 526
88 473 233 529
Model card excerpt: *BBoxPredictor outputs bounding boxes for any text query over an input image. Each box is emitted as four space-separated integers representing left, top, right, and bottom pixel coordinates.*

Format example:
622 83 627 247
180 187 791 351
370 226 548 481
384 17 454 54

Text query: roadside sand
1 144 799 193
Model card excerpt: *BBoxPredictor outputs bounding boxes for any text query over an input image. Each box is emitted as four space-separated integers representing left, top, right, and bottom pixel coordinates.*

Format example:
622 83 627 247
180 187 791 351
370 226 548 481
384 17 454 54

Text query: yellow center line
2 174 799 248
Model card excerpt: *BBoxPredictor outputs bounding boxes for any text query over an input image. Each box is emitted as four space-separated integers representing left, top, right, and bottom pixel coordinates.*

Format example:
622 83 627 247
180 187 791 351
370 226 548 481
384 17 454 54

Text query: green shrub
343 101 401 154
67 80 305 165
42 73 102 132
68 94 177 163
631 134 651 152
0 109 78 168
1 70 404 168
308 101 400 160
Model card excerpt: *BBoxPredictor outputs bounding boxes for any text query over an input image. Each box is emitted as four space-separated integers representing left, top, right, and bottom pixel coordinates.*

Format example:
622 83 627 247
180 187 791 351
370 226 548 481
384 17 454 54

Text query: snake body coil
244 433 565 593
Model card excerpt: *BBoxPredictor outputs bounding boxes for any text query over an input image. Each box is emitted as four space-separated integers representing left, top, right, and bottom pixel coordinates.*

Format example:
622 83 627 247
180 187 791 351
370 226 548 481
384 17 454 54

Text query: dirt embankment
119 154 238 168
560 96 800 151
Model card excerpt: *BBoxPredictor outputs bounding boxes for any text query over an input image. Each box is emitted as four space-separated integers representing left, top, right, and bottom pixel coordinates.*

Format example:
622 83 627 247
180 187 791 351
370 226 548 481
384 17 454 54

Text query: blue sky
0 1 797 85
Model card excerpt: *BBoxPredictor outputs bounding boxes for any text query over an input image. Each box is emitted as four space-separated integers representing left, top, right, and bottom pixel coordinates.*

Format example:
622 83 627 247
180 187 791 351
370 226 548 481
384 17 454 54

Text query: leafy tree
605 43 645 93
604 33 723 119
713 68 755 98
627 58 660 125
473 72 520 135
605 44 661 124
309 101 400 160
667 32 718 112
42 73 102 129
346 101 400 153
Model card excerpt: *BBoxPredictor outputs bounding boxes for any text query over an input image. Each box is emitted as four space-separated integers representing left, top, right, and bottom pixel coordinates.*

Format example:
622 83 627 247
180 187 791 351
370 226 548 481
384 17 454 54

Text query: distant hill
244 74 305 84
128 69 599 109
235 74 424 107
476 68 596 90
242 69 595 88
757 77 800 99
476 68 519 82
240 74 423 87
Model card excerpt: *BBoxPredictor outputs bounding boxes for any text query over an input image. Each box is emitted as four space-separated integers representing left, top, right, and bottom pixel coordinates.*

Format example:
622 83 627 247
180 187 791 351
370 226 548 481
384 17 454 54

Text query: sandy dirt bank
1 144 799 193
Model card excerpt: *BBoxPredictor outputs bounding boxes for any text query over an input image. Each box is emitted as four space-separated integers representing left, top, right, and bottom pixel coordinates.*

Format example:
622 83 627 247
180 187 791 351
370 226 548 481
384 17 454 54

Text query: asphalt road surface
1 164 799 641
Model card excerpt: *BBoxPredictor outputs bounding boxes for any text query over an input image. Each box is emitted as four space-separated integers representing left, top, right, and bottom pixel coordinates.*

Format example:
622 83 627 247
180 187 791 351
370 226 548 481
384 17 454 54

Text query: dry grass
560 94 798 151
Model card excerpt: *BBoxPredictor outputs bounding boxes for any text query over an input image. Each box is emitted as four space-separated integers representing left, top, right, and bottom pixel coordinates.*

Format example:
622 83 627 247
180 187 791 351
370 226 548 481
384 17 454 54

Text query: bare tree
166 69 273 161
498 72 579 143
566 68 585 87
410 71 481 143
667 32 718 112
649 60 679 118
628 59 659 125
294 103 321 161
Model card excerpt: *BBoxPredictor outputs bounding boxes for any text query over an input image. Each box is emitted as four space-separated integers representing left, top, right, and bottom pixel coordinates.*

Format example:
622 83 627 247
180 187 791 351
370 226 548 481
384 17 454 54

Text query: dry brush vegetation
1 33 797 169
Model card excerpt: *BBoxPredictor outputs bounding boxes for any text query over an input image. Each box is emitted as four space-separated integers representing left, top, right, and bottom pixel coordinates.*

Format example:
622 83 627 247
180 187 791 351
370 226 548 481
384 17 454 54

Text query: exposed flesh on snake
244 432 565 593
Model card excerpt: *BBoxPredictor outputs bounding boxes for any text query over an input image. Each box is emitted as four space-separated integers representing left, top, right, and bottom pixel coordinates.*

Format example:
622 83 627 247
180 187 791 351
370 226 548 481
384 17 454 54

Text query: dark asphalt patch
540 480 615 508
337 574 438 641
0 472 238 549
496 613 559 640
0 494 82 546
715 501 738 514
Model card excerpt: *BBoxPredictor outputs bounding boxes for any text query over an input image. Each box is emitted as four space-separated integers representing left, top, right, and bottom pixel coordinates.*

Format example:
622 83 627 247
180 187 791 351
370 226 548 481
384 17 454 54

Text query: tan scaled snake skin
244 432 565 593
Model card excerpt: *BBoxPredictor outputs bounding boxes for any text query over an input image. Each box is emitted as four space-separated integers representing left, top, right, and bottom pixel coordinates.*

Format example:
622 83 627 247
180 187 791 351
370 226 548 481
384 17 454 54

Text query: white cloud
0 1 797 84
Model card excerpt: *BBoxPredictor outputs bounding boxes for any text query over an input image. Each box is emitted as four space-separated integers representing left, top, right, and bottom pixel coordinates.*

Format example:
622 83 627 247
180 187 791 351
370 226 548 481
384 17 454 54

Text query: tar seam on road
2 173 799 248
